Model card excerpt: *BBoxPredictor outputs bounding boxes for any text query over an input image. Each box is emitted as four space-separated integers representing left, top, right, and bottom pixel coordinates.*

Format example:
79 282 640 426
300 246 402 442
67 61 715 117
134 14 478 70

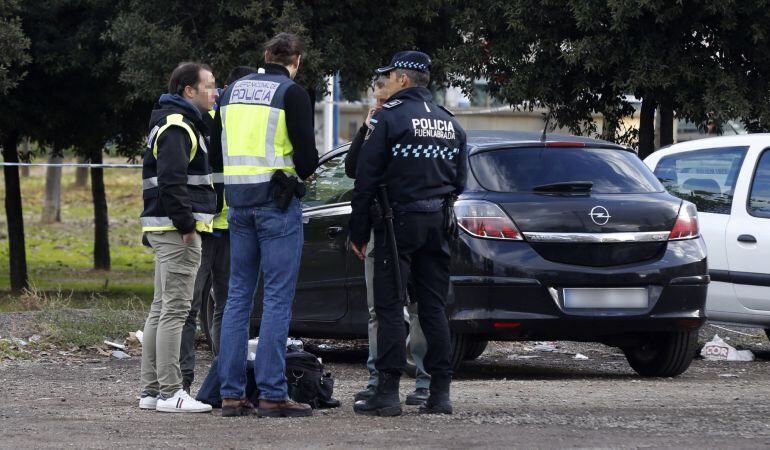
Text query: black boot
354 384 377 402
405 387 429 405
419 376 452 415
353 372 402 417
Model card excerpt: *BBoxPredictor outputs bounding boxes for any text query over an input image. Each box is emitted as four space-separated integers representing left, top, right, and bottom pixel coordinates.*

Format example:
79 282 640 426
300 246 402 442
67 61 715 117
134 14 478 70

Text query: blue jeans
218 198 303 401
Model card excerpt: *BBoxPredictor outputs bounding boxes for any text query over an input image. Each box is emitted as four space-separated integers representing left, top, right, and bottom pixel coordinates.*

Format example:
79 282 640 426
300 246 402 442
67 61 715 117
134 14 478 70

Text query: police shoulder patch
383 99 403 109
438 105 455 116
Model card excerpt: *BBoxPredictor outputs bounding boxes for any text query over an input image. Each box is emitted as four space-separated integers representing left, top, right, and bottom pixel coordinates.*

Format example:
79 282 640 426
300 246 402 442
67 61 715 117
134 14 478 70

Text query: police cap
376 51 431 74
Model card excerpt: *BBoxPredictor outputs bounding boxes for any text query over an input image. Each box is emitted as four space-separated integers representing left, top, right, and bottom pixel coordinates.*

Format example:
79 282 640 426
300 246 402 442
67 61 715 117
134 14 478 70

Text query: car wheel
622 330 698 377
463 339 488 361
450 331 469 372
200 288 216 355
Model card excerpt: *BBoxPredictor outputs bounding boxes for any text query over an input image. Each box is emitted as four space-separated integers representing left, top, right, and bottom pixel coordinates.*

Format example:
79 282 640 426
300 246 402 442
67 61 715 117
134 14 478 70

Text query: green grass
0 285 147 359
0 159 155 309
41 307 146 348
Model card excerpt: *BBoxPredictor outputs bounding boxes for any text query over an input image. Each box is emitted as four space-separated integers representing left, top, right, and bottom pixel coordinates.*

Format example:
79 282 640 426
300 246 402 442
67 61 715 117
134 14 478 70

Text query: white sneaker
139 393 158 410
156 389 212 413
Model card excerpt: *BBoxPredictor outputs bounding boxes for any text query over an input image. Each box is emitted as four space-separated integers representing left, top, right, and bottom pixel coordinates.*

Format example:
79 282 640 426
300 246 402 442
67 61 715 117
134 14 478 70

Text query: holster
270 170 303 211
443 195 459 239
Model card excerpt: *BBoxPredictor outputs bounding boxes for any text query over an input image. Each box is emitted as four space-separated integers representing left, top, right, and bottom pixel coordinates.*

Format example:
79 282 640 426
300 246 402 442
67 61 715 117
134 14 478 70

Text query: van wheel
623 330 698 377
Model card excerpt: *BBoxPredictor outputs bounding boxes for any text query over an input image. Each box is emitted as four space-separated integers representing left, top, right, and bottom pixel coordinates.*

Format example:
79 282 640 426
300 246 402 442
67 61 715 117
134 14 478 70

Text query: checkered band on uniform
391 144 459 159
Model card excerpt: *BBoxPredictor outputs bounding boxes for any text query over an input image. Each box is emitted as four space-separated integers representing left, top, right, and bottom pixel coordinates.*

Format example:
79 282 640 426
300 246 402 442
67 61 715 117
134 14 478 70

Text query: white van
644 134 770 337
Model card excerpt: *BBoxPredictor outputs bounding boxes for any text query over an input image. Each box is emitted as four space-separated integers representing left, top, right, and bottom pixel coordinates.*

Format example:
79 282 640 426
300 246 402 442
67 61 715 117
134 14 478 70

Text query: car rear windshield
470 146 664 193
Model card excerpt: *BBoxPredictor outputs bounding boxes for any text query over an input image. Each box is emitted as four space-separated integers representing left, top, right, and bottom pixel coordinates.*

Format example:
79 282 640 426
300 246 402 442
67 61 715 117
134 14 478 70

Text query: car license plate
563 287 648 309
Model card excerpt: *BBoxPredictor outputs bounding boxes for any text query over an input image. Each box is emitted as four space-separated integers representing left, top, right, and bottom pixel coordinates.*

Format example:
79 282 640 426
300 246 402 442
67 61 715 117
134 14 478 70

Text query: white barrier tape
0 162 141 169
708 324 759 337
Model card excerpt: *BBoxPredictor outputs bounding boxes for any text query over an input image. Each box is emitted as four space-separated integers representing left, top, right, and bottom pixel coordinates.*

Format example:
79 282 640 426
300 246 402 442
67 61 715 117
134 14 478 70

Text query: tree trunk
20 138 30 177
90 147 110 270
638 97 656 159
2 131 29 293
41 152 63 223
659 103 675 148
75 155 89 187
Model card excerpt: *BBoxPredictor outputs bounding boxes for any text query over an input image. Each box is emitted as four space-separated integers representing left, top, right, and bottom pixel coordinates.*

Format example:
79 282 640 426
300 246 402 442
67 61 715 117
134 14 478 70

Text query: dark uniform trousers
373 209 452 380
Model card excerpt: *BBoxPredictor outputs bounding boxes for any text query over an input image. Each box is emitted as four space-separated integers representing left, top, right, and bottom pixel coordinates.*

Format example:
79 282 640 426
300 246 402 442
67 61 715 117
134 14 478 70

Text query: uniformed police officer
349 51 468 416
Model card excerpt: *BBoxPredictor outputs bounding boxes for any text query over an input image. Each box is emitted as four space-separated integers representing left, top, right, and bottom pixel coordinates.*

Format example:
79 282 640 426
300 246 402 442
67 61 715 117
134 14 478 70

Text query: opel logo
589 206 611 226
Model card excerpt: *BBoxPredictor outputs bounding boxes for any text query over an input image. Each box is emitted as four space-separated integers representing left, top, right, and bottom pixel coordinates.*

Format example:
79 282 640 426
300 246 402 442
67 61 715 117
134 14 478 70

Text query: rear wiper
532 181 593 193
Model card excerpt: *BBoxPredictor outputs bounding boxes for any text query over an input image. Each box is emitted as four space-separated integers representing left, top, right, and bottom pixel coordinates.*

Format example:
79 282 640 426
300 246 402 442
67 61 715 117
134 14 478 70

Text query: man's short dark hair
168 62 212 95
264 33 302 66
395 68 430 88
225 65 258 86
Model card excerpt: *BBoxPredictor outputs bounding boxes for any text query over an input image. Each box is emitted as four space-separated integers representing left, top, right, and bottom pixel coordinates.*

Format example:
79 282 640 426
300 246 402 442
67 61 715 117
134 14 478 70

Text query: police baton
377 184 408 306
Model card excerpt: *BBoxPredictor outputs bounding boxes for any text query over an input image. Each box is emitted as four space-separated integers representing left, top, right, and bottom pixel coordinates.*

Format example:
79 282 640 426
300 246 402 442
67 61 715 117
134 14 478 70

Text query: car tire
622 330 699 377
200 288 216 355
463 339 488 361
450 332 469 372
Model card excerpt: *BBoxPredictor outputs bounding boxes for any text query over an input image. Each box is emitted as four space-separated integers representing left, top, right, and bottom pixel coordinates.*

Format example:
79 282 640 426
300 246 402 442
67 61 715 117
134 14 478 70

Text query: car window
470 147 662 193
748 149 770 218
654 147 747 214
302 153 354 208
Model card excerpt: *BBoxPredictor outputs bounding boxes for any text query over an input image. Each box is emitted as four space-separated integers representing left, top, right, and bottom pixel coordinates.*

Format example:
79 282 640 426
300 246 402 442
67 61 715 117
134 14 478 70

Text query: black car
202 131 708 377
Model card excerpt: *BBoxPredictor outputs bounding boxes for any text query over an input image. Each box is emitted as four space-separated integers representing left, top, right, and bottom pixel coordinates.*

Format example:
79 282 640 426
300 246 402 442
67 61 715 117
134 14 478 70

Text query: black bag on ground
285 349 341 409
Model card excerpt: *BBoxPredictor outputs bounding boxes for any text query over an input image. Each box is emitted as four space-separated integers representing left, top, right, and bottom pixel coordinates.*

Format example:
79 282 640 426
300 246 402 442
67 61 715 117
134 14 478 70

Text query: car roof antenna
540 108 552 143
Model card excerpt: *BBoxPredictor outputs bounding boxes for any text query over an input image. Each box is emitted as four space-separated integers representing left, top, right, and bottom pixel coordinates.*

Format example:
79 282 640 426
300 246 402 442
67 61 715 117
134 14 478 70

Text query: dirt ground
2 327 770 449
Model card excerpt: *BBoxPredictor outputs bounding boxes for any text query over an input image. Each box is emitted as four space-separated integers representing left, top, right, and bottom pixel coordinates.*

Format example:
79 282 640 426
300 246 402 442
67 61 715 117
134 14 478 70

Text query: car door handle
327 226 344 238
737 234 757 243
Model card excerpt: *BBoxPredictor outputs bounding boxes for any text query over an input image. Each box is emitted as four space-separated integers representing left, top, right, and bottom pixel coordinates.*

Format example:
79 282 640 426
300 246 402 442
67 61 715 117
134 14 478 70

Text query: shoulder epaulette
438 105 455 116
383 99 403 109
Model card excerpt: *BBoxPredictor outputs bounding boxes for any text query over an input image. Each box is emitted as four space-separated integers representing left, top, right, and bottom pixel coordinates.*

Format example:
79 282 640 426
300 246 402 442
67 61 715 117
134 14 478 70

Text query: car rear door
291 150 353 321
725 144 770 314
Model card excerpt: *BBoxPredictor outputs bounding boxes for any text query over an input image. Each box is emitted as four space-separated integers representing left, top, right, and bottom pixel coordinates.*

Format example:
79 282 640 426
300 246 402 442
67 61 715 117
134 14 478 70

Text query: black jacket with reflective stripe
140 98 216 234
349 87 468 245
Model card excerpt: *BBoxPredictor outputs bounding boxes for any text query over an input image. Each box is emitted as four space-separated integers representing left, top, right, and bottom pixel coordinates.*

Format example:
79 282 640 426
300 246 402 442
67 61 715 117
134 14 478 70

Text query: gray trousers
365 231 430 389
140 231 201 398
180 231 230 387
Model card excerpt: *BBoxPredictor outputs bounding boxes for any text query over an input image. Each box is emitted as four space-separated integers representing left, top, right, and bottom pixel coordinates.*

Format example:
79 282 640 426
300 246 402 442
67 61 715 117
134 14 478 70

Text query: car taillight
669 201 699 240
453 200 523 240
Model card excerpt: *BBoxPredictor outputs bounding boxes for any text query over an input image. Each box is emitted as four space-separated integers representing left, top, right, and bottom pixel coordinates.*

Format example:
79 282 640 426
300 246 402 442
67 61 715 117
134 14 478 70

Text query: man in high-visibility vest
180 66 257 394
138 62 218 413
209 33 319 418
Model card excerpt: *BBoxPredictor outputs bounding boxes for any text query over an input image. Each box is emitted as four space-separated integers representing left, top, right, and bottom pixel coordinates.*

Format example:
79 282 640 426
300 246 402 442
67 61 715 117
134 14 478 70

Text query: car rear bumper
449 236 708 342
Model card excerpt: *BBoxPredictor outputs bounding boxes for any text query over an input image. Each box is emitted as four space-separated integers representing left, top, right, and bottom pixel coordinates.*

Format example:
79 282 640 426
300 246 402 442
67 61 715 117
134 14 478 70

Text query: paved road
1 338 770 449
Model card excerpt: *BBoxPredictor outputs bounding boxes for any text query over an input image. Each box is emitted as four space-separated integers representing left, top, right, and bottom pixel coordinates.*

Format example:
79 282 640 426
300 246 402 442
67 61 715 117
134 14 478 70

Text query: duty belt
392 197 444 212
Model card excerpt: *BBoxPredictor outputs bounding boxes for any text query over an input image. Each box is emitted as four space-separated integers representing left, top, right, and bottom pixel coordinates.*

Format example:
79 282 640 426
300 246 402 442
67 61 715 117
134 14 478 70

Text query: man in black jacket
209 33 319 418
350 51 467 417
139 62 218 413
347 75 433 406
180 66 257 393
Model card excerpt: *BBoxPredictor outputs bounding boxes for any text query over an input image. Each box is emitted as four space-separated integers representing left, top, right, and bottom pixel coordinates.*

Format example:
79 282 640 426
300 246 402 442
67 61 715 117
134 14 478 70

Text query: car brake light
544 141 586 148
669 201 699 240
454 200 523 240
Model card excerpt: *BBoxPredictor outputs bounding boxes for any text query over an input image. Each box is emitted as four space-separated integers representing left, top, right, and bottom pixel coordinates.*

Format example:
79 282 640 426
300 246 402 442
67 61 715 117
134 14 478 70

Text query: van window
749 150 770 218
654 147 747 214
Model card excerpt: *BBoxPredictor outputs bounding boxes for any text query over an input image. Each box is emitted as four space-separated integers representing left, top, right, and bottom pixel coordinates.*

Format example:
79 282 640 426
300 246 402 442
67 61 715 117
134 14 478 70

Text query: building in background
313 83 746 154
